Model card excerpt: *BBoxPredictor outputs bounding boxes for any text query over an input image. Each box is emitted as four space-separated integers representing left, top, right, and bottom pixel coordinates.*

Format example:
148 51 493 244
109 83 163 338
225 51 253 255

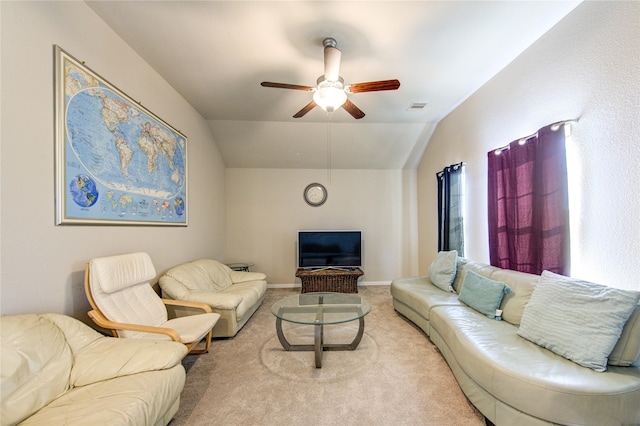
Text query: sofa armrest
162 298 213 313
159 274 192 300
230 270 266 284
178 291 244 310
71 335 187 387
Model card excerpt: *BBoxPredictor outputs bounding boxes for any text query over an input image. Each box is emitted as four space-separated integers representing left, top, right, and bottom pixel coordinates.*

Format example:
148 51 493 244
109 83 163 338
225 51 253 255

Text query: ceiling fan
261 37 400 119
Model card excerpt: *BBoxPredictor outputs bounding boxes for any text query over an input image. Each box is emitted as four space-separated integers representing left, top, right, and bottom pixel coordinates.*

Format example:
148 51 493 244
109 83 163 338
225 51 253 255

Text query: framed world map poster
54 46 187 226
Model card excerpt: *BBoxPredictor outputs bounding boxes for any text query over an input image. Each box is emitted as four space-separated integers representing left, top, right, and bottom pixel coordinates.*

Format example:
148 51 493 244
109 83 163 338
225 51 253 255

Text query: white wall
418 1 640 290
3 1 635 321
0 2 226 317
225 168 418 284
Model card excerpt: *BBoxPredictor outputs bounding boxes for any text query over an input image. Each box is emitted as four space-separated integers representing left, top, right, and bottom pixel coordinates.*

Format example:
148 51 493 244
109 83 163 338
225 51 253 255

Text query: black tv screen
298 230 362 269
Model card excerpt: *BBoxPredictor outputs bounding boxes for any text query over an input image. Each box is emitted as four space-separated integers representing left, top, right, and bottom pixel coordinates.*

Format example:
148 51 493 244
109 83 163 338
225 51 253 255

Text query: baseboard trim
267 283 301 289
267 281 390 289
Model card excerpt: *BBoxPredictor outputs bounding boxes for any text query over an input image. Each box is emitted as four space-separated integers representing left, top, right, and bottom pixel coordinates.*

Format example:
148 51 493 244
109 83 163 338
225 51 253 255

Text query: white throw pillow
518 271 640 372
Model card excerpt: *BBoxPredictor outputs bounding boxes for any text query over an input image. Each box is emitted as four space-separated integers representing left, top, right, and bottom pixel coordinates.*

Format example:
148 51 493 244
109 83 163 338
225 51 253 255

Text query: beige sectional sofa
1 313 187 426
391 256 640 426
159 259 267 337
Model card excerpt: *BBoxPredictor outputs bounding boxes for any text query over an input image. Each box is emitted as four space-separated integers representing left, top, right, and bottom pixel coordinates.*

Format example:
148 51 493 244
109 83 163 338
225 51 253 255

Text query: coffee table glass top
271 292 371 325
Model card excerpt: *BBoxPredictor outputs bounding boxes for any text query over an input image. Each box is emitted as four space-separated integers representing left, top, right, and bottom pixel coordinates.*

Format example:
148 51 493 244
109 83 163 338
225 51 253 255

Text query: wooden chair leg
186 329 213 355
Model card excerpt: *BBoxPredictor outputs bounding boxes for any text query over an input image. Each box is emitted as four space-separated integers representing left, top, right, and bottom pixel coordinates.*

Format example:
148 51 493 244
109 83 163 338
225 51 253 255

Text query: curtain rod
437 161 466 177
493 118 579 154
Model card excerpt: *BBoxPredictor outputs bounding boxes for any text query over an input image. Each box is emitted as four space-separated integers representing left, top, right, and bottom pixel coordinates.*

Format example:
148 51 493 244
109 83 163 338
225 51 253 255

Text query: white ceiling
87 1 581 169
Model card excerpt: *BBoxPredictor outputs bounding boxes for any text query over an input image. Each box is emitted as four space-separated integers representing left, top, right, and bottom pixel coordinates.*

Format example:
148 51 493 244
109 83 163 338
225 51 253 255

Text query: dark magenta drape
487 124 570 275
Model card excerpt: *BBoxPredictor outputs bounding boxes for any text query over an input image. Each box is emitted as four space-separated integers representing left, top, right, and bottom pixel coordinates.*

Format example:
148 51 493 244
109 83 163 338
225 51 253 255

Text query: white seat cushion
221 281 266 321
164 313 220 344
118 312 219 343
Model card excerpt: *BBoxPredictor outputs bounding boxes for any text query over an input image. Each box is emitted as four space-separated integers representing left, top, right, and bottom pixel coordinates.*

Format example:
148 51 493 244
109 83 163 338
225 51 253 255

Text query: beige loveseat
391 255 640 426
1 313 187 426
159 259 267 337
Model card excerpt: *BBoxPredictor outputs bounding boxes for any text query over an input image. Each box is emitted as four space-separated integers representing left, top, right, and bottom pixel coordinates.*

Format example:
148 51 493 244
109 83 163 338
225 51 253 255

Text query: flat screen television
297 230 362 270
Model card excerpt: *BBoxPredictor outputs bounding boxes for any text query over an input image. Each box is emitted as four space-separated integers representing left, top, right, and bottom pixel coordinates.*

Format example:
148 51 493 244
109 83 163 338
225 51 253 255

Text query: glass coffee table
271 292 371 368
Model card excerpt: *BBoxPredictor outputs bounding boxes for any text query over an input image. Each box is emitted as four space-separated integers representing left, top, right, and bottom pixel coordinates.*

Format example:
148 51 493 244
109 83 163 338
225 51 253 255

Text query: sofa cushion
452 259 500 293
390 276 461 322
71 335 186 387
489 268 538 325
458 270 511 319
221 280 266 321
43 313 103 355
162 262 213 293
195 259 234 291
176 291 244 310
230 270 267 284
161 259 238 293
429 250 457 292
608 303 640 366
38 313 188 388
1 315 73 426
21 365 185 426
518 271 640 371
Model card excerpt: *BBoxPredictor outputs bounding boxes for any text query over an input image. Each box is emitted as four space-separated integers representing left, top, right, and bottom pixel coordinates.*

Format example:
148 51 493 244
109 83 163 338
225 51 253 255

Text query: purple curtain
487 123 570 275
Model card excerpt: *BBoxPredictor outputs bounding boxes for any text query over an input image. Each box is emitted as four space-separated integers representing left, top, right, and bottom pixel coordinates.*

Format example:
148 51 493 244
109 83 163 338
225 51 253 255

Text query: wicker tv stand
295 267 364 293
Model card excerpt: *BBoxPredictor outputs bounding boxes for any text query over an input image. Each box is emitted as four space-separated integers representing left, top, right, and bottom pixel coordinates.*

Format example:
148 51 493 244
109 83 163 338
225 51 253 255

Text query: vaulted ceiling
87 1 581 169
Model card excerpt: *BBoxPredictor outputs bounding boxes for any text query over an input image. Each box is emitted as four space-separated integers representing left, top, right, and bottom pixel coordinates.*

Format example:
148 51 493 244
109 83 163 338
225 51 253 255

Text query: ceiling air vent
408 101 427 111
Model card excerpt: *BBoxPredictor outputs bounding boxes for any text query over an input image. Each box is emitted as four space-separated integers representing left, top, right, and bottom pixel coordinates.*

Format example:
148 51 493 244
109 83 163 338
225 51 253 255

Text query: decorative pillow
451 257 468 293
458 270 511 319
428 250 457 292
607 303 640 366
518 271 640 372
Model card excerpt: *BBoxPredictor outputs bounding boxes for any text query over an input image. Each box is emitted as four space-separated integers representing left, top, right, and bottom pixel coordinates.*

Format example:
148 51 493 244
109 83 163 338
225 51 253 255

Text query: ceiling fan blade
261 82 314 91
293 101 317 118
342 99 365 119
324 46 341 82
347 79 401 93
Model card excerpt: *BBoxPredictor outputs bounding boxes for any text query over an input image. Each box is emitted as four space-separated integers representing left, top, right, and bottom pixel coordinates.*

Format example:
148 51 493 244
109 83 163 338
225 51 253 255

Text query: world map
61 53 187 224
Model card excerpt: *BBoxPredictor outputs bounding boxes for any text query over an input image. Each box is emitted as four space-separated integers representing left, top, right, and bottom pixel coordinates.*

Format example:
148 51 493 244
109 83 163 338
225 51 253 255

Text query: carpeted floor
171 286 484 426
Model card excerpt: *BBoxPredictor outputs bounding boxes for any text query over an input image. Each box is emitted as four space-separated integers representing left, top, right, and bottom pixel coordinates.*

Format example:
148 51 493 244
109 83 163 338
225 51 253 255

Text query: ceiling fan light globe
313 84 347 113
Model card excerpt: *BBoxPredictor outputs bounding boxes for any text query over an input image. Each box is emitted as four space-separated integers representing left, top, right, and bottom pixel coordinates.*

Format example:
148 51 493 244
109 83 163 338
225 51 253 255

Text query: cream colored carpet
172 286 484 426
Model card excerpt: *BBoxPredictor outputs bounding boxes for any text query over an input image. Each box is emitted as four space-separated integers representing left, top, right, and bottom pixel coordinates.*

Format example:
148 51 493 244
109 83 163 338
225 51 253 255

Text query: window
437 163 465 255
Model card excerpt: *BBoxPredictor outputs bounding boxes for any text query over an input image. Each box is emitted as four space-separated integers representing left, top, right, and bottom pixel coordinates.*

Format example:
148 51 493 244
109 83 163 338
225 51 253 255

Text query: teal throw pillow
428 250 457 292
517 271 640 372
458 270 511 319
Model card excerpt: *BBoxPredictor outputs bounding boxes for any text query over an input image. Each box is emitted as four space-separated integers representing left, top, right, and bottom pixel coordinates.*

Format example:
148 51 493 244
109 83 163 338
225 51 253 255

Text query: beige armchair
84 252 220 355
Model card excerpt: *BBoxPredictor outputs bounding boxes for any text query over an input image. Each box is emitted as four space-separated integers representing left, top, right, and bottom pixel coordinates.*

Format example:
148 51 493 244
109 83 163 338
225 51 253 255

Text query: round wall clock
303 183 328 207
